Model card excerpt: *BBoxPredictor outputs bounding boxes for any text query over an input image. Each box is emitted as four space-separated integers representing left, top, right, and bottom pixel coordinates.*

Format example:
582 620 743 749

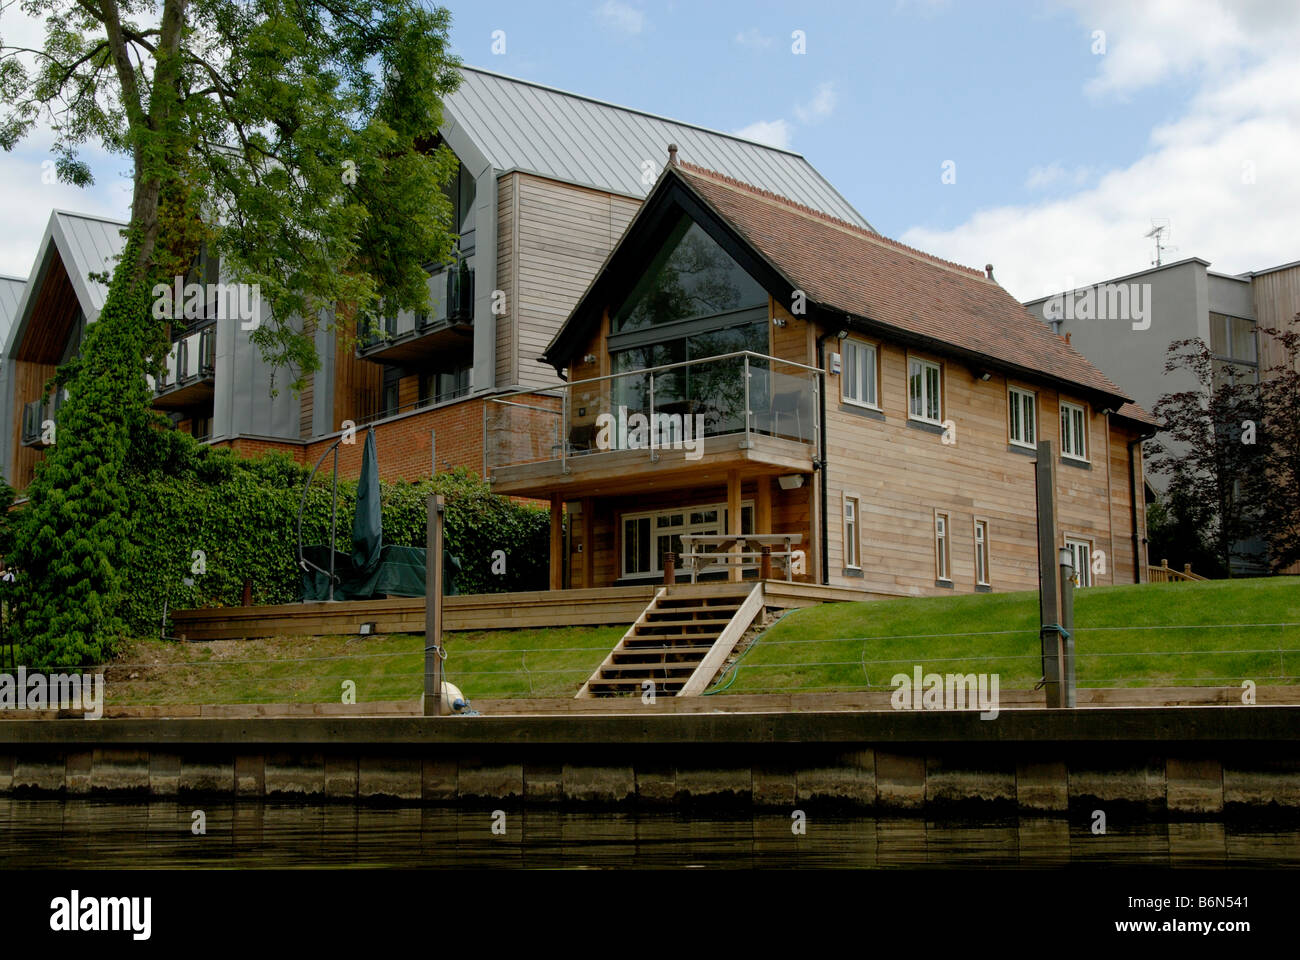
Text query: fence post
1035 439 1064 708
1059 548 1077 708
424 494 445 717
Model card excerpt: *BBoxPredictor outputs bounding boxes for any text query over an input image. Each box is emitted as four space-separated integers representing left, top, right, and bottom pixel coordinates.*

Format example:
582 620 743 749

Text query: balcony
153 326 216 412
21 394 59 449
485 351 822 498
358 261 474 366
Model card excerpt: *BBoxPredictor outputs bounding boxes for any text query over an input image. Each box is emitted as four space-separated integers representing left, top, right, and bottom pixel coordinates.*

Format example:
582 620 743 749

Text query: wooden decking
171 585 657 641
168 579 886 642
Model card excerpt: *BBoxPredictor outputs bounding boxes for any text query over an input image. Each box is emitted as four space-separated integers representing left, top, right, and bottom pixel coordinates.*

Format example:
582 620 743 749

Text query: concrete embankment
1 707 1298 815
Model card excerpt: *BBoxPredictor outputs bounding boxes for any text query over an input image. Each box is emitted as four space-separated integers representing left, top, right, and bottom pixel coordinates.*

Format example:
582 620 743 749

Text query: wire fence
3 621 1298 706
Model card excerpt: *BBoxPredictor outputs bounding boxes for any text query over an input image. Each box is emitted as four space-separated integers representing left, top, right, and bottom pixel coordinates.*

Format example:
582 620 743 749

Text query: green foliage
1145 493 1227 579
12 229 161 669
115 444 548 637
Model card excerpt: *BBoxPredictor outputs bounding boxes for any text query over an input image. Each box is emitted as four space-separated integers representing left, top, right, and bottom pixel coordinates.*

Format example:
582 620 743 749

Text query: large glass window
612 216 767 333
622 501 755 578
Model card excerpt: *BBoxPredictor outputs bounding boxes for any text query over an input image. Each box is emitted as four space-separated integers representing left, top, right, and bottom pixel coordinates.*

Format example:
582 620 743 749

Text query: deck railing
1147 559 1207 582
484 351 823 475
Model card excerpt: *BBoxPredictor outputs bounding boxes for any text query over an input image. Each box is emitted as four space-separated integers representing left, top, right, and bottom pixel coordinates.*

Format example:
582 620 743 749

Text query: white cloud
901 0 1300 301
732 119 792 150
734 27 773 49
793 82 836 124
595 1 645 35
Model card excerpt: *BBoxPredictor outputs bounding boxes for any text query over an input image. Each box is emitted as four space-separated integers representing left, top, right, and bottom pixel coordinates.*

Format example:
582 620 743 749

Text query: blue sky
1 0 1296 300
447 0 1190 240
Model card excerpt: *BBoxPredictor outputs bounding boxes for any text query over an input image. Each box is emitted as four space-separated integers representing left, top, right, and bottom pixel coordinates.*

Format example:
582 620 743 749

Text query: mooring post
424 494 445 717
1035 439 1064 708
1059 547 1077 708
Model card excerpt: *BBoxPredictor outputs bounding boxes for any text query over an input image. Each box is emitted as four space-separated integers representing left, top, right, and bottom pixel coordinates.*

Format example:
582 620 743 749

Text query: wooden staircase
576 582 764 698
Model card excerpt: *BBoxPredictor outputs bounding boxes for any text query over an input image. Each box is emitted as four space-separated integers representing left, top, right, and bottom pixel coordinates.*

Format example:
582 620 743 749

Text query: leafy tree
0 1 461 666
1247 323 1300 572
1147 337 1261 577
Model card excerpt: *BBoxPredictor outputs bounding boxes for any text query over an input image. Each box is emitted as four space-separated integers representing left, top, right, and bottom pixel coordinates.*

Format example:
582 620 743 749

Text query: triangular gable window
612 212 767 333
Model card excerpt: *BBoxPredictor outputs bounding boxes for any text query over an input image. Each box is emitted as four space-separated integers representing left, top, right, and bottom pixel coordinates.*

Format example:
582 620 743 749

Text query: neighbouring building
1023 257 1300 574
486 157 1157 597
1 66 870 492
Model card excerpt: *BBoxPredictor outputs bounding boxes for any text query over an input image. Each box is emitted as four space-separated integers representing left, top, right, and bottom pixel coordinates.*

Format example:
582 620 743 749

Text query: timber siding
1252 263 1300 374
511 173 639 389
820 334 1144 595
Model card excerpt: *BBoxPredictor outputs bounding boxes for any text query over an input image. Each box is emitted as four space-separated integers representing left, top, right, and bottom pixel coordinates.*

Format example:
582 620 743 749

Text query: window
974 519 989 586
1008 386 1037 448
935 512 951 582
613 215 767 333
844 497 860 569
1065 537 1093 588
841 340 878 409
1060 400 1088 461
909 357 942 424
622 501 754 578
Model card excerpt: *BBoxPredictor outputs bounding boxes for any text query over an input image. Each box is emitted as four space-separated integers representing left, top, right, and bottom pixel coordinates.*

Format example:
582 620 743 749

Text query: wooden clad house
2 67 868 492
487 156 1158 597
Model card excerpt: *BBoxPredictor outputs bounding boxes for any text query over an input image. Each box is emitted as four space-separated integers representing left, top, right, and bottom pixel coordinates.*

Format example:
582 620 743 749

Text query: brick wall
216 393 558 483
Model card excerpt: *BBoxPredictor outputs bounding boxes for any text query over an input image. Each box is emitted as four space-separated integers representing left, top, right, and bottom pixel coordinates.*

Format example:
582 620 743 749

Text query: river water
2 798 1298 868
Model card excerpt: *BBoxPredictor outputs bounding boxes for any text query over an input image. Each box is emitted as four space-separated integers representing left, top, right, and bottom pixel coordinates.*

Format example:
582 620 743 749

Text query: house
1 67 868 492
486 154 1158 597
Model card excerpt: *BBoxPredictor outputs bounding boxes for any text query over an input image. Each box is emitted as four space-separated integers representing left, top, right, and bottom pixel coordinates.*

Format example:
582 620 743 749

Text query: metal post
424 494 445 717
561 387 569 474
648 371 656 462
1059 549 1077 708
743 355 751 448
1035 439 1063 708
663 551 675 585
328 446 338 602
760 546 772 582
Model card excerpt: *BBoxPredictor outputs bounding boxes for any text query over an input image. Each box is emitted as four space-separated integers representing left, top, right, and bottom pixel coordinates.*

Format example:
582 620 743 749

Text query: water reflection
0 798 1296 869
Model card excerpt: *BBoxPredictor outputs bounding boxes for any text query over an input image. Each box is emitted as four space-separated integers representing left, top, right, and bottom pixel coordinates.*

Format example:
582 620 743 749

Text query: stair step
588 678 689 688
658 597 749 608
627 628 722 640
613 645 715 657
645 607 738 621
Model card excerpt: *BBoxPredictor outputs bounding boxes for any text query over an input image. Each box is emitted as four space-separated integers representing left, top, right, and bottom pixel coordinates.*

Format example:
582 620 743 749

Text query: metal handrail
296 435 344 602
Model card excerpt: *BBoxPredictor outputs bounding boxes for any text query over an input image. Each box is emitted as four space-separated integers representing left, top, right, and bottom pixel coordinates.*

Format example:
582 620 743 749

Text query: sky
0 0 1297 302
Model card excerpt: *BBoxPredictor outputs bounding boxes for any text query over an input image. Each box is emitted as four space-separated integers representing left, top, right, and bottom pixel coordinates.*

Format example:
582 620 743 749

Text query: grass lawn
102 625 625 706
715 577 1300 694
95 577 1299 705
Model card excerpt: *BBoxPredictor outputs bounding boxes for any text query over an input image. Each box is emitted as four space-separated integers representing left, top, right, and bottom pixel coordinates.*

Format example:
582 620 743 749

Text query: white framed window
1008 386 1037 448
1060 400 1088 461
908 357 942 424
841 339 879 409
974 518 989 586
844 496 861 569
935 511 951 581
1064 537 1093 588
621 500 754 579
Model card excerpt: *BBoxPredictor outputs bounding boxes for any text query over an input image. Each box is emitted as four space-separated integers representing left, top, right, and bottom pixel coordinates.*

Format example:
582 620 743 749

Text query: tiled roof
675 162 1136 403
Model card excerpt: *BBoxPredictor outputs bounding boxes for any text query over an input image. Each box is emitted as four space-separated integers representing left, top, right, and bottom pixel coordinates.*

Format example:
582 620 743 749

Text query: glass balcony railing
485 351 821 474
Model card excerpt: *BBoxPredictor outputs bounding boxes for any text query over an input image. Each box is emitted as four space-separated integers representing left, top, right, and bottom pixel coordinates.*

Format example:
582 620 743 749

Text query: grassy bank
716 578 1300 694
93 577 1299 704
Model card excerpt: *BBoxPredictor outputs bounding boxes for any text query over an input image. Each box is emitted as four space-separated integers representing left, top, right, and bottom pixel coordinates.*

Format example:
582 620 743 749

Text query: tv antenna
1144 220 1175 267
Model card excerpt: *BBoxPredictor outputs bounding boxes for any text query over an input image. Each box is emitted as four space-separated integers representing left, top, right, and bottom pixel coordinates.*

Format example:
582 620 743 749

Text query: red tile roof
675 161 1137 404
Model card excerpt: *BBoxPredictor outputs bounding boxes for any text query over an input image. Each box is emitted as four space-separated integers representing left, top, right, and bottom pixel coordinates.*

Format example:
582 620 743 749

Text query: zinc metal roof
0 276 25 344
51 210 127 318
443 66 873 231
